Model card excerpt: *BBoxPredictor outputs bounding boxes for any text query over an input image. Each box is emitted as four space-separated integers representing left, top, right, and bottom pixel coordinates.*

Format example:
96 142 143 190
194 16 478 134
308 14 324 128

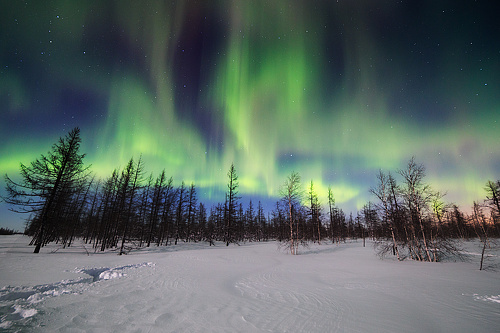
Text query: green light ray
207 0 325 197
90 73 211 185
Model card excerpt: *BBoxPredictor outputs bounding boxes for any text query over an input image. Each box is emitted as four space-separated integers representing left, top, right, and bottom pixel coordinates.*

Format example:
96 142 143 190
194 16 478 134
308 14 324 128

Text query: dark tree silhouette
327 186 336 243
280 171 303 255
257 201 267 241
225 163 240 246
119 157 144 255
370 158 463 262
157 176 175 246
370 170 401 260
307 180 322 244
3 127 90 253
147 170 167 247
185 183 198 242
485 180 500 235
174 182 187 245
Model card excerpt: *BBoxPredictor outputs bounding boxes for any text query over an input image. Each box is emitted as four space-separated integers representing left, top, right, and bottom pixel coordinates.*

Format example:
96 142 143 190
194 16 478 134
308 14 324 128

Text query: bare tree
370 170 400 260
471 202 490 270
371 158 462 262
398 157 433 261
280 171 303 255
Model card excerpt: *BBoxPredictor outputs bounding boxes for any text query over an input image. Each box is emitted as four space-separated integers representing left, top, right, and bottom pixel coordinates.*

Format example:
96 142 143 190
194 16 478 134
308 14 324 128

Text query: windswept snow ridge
473 294 500 304
0 259 154 331
1 279 76 329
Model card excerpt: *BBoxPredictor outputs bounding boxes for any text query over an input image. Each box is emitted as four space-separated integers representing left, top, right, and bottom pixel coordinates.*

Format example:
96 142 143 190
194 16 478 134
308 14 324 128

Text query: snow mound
75 262 154 282
13 304 37 319
473 294 500 304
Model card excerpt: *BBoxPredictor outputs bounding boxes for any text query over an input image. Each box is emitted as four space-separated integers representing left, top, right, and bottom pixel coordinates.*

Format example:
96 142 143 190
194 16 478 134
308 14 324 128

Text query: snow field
1 235 499 332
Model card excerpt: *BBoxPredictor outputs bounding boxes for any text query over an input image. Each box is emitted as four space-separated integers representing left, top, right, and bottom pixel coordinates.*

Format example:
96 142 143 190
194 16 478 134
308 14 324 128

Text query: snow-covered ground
1 235 499 332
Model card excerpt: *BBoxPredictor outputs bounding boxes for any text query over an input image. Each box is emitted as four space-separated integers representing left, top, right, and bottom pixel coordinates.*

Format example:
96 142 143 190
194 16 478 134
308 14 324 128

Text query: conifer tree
4 128 90 253
225 163 240 246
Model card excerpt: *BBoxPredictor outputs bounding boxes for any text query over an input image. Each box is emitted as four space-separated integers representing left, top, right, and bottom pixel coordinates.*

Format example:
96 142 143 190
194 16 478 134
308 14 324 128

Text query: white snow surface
0 235 499 332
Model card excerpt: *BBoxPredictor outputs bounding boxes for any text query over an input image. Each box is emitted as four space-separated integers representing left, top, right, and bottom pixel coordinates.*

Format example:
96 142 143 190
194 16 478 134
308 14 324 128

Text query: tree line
2 128 499 259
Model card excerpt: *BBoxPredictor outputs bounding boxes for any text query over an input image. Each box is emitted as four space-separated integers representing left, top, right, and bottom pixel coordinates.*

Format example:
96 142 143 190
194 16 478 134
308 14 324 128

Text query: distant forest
3 128 499 263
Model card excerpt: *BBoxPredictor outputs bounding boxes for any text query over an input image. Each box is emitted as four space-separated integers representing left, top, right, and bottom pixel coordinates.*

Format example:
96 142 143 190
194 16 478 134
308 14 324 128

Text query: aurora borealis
1 0 499 230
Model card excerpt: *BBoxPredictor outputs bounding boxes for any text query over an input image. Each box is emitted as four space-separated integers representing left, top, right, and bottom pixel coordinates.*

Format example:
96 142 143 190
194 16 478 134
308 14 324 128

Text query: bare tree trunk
480 235 487 271
418 217 432 261
34 225 44 253
390 226 400 260
317 216 321 245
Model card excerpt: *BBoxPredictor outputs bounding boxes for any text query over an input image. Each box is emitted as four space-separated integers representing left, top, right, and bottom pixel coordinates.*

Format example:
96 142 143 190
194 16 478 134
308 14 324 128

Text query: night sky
1 0 499 230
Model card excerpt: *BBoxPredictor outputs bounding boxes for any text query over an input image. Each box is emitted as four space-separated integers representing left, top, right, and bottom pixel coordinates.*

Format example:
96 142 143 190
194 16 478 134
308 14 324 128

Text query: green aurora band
1 1 499 229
